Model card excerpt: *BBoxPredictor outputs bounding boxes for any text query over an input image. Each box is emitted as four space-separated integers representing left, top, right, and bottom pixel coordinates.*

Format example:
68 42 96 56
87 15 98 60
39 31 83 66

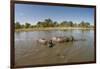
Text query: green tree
79 21 85 27
60 21 68 27
37 18 54 27
44 18 53 27
79 21 90 28
85 22 90 27
37 21 44 27
68 21 73 27
25 23 31 28
44 18 53 23
53 21 58 27
21 24 25 28
15 22 21 29
73 23 78 27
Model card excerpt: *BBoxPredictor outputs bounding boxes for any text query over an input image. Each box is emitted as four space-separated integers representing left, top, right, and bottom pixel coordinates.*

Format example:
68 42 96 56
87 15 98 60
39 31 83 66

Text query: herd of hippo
37 36 86 48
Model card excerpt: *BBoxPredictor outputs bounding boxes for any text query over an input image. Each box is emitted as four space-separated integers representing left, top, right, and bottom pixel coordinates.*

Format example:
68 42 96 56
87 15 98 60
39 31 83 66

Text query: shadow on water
81 29 91 33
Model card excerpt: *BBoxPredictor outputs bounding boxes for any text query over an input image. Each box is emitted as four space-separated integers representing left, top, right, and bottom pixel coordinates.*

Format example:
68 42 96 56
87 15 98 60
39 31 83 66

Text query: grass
15 27 94 32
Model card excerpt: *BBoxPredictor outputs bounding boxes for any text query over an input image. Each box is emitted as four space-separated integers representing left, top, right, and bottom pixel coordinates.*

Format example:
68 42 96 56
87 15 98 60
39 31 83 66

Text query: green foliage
53 21 58 27
60 21 74 27
25 23 31 28
21 25 25 28
60 21 68 27
15 18 92 29
68 21 73 27
15 22 21 29
37 18 56 27
79 21 90 27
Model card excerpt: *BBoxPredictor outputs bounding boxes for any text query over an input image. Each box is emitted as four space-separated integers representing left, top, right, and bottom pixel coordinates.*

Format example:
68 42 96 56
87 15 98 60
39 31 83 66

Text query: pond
15 29 94 66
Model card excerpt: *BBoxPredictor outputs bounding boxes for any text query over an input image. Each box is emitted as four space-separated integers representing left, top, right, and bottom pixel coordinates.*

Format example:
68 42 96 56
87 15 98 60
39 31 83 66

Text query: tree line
15 18 94 29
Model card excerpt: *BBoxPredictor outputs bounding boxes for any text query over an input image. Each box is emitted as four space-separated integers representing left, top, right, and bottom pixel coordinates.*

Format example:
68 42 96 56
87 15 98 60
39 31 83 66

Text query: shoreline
15 27 94 32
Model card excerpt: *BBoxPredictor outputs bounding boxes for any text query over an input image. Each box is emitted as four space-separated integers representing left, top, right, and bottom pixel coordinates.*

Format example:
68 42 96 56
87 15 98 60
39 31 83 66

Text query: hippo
37 38 48 44
52 36 67 43
37 36 85 45
52 36 75 43
48 40 54 48
66 36 74 42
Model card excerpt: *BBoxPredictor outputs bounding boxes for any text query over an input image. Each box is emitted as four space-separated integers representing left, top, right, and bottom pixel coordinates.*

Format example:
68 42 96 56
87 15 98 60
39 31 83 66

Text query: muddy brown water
15 29 94 66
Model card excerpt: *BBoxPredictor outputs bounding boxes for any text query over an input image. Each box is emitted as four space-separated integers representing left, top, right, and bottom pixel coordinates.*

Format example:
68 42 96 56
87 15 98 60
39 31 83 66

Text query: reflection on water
15 29 94 66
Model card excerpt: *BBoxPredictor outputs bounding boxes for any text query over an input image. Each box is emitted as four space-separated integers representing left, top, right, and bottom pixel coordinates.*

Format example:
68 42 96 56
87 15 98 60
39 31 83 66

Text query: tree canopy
15 18 93 29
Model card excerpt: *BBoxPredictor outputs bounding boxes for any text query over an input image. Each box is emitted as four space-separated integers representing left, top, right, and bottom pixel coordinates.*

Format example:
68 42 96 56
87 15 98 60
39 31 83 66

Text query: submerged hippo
66 36 74 41
37 38 48 44
37 36 85 45
52 36 74 43
37 39 55 48
52 37 64 42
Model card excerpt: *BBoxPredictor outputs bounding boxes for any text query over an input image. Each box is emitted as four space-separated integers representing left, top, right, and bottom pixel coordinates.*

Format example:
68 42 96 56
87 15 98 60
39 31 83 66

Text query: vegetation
15 18 94 31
